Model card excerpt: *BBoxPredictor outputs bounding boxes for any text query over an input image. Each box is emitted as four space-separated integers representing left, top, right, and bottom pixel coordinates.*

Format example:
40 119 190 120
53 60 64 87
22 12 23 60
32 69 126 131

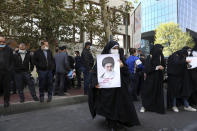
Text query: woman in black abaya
88 40 140 131
140 44 166 114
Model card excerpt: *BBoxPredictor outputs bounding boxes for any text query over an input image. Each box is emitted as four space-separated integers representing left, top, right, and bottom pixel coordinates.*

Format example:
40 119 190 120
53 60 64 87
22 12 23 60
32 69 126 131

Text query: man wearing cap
54 46 70 96
81 42 94 95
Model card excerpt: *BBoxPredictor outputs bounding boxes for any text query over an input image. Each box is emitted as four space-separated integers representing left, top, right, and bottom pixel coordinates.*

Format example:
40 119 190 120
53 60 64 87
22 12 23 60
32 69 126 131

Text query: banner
133 3 141 49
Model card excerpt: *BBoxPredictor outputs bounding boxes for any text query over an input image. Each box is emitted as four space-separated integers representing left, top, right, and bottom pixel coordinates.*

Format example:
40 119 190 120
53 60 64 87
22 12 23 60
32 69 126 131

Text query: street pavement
0 102 197 131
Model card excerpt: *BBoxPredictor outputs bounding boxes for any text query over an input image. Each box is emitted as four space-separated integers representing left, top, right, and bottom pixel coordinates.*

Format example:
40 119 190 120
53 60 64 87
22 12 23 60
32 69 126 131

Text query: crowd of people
1 34 197 130
0 35 94 108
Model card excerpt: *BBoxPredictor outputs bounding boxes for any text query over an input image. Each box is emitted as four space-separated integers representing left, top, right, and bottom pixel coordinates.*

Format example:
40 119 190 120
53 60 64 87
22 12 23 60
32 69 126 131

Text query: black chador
141 44 166 114
88 41 140 130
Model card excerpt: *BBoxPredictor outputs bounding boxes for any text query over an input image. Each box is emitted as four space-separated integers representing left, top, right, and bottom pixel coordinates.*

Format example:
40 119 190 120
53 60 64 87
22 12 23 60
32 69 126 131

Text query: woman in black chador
167 47 197 112
189 44 197 105
88 40 140 131
140 44 166 114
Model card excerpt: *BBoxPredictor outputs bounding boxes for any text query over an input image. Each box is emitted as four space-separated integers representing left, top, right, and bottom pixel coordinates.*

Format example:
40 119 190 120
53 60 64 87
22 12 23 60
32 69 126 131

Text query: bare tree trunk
100 0 111 43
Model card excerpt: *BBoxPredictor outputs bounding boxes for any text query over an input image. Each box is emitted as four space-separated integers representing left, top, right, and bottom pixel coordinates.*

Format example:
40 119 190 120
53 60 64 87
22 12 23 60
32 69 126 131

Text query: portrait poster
97 54 121 88
186 57 197 69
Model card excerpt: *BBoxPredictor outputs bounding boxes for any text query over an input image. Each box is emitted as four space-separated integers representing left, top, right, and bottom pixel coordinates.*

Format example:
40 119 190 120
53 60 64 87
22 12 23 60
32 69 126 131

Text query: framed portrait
97 54 121 88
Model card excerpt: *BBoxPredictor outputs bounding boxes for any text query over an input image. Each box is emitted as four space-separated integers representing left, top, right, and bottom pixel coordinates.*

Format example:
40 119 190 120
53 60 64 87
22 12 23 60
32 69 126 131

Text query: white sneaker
172 106 179 112
140 107 145 113
184 106 197 112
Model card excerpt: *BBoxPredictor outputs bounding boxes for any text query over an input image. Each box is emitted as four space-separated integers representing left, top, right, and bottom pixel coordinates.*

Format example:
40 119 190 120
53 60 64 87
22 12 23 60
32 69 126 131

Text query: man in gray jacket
54 46 69 96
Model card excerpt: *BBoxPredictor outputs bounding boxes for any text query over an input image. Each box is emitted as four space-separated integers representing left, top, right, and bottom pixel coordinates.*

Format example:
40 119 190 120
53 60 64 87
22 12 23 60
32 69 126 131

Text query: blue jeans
173 98 190 107
14 72 37 100
38 71 53 98
81 67 90 94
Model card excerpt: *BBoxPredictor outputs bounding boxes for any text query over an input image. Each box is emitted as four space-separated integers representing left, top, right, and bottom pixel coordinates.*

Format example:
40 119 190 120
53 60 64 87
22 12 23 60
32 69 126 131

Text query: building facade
140 0 197 54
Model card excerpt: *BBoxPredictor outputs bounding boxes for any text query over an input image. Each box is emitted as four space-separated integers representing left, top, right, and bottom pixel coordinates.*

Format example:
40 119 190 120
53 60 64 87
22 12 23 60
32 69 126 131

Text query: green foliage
0 0 133 49
154 22 195 56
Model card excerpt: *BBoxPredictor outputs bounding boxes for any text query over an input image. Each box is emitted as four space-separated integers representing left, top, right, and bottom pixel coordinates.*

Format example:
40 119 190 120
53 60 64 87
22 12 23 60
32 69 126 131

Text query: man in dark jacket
75 51 82 89
0 35 13 108
13 43 39 103
34 40 55 102
81 42 94 95
54 46 69 96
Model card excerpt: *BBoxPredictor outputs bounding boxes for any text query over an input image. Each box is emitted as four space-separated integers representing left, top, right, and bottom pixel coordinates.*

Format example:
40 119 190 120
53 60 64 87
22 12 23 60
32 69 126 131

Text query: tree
0 0 133 50
154 22 195 56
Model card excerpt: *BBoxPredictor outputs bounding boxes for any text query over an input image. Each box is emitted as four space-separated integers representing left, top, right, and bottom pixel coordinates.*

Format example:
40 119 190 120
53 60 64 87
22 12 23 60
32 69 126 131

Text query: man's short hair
40 40 48 46
102 57 115 67
85 42 92 48
129 48 137 55
59 46 66 51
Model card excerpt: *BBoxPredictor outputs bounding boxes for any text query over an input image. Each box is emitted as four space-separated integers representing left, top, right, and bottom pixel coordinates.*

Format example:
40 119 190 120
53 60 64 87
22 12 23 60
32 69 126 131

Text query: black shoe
20 99 25 103
33 97 39 101
4 102 10 108
40 98 44 103
47 97 52 102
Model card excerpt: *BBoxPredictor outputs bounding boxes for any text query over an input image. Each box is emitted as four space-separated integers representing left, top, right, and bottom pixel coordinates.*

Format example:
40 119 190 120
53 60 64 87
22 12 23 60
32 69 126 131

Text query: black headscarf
151 44 165 66
176 49 188 58
193 44 197 51
101 40 119 54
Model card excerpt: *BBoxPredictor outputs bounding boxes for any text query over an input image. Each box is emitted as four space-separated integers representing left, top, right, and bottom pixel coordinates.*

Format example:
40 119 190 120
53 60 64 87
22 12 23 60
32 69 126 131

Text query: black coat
33 49 55 71
0 45 14 72
88 41 140 127
81 48 94 71
13 50 34 73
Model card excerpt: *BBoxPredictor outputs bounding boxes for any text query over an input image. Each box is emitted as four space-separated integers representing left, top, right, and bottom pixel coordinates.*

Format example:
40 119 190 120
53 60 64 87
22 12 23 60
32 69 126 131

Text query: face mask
44 47 49 50
188 51 191 56
110 49 119 54
0 44 6 48
19 49 26 54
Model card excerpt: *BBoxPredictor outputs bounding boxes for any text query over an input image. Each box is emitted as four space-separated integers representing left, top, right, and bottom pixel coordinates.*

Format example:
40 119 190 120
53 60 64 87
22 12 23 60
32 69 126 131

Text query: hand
95 84 100 88
118 60 124 68
186 60 191 63
159 66 164 70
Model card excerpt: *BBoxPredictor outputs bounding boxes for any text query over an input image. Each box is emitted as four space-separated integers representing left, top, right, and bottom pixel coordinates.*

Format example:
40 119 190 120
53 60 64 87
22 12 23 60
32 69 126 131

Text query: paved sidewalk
0 87 84 104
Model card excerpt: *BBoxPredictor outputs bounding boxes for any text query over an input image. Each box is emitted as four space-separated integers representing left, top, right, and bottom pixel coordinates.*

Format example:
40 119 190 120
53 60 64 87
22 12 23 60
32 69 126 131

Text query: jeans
14 72 37 100
0 71 11 103
38 70 53 98
81 67 90 94
54 73 65 95
173 98 190 107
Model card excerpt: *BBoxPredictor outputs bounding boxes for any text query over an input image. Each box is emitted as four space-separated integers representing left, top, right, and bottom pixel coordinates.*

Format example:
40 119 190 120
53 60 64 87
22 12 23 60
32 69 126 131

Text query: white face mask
0 44 6 48
188 51 191 56
18 49 26 54
110 49 119 54
44 46 49 50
